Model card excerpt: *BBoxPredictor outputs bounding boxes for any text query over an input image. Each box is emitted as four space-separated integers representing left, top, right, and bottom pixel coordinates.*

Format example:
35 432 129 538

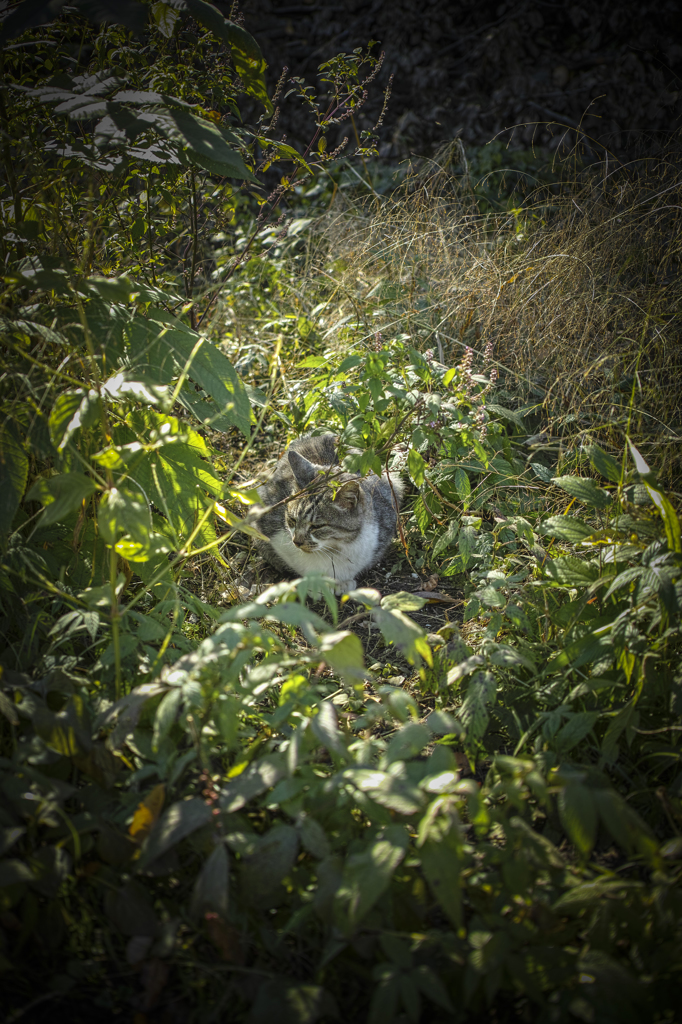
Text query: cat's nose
293 537 305 547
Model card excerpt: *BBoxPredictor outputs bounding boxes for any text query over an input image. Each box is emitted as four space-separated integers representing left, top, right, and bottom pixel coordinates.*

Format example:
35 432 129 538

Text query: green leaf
458 670 496 744
543 556 600 586
537 515 594 543
48 389 85 449
458 525 477 567
588 445 622 484
383 722 430 764
380 591 427 612
152 687 182 752
318 630 365 682
241 824 299 906
249 980 338 1024
420 835 462 929
558 782 597 857
552 476 612 508
453 467 471 503
155 109 258 179
372 608 431 666
26 472 97 527
151 0 179 36
140 320 251 436
219 754 286 813
433 520 459 556
407 447 426 488
554 711 599 753
334 825 408 934
311 702 348 762
139 797 212 868
0 421 28 534
344 768 424 816
190 841 229 919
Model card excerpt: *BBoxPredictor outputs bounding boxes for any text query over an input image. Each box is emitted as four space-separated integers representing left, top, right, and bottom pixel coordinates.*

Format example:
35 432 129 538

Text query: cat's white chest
268 520 380 590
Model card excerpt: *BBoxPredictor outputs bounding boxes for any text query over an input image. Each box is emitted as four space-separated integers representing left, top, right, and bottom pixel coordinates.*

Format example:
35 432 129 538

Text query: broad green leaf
139 797 212 868
552 475 613 508
158 109 258 180
588 444 622 483
299 818 330 860
593 787 657 860
433 520 459 556
139 320 250 436
344 768 424 816
382 722 430 764
240 824 299 906
27 471 97 527
372 608 431 666
152 687 182 752
543 556 600 586
558 782 597 857
453 467 471 504
537 515 594 543
318 630 365 682
311 701 348 761
219 754 286 813
151 0 179 36
643 482 682 554
334 825 408 934
380 591 426 612
98 486 150 546
48 389 84 449
458 524 477 567
407 447 426 488
458 670 496 743
420 835 462 929
554 711 599 752
0 421 28 533
190 842 229 919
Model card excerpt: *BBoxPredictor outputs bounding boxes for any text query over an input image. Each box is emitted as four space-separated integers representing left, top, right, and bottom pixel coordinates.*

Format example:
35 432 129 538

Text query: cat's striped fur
253 434 403 594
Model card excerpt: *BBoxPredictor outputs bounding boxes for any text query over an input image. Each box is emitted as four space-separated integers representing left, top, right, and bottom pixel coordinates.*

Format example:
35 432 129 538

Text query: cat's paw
334 578 357 595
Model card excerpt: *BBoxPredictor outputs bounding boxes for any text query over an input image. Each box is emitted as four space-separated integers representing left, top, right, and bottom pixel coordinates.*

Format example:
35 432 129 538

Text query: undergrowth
0 3 681 1023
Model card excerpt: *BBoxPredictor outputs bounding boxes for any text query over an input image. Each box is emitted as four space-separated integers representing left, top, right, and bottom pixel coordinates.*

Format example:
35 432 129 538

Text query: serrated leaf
543 556 600 586
457 670 496 743
552 475 613 508
588 445 622 484
311 702 348 761
372 608 431 666
537 515 594 543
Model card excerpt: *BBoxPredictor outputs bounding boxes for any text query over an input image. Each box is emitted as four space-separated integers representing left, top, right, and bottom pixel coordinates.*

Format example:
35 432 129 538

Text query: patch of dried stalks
315 137 682 483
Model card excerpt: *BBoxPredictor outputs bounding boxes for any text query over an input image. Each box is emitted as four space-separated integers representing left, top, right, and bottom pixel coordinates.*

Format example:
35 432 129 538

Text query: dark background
235 0 682 162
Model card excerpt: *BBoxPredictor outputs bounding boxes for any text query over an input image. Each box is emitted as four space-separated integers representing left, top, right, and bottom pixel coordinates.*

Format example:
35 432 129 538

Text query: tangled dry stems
309 137 682 485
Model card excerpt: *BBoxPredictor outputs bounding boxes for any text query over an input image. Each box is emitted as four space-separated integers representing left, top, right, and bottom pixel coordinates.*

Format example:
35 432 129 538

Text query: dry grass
309 137 682 484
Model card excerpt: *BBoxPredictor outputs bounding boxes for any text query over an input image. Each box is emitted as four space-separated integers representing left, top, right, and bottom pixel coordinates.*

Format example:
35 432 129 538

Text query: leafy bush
1 3 681 1023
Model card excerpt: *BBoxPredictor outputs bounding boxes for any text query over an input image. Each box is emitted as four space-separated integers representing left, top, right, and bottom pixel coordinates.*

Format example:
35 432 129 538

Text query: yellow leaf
129 783 166 844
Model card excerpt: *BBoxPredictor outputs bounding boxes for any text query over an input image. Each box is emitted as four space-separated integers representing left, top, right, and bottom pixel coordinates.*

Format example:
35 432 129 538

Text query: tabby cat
253 434 403 594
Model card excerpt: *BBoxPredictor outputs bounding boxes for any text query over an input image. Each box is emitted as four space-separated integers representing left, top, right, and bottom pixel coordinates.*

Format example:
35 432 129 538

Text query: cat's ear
334 480 360 510
288 450 317 487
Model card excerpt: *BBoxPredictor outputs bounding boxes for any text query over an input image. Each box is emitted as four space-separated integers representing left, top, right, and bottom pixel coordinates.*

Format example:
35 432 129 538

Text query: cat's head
285 450 362 552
